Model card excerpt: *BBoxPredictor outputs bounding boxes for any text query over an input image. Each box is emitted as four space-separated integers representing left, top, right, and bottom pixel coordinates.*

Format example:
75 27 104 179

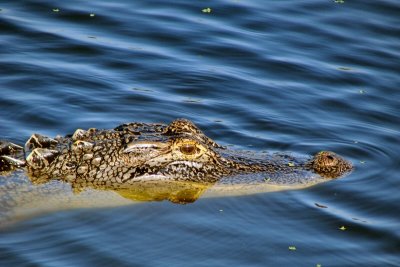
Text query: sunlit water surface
0 0 399 266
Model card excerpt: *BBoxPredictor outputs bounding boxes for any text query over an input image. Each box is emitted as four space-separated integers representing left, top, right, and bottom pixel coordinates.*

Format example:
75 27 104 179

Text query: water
0 0 399 266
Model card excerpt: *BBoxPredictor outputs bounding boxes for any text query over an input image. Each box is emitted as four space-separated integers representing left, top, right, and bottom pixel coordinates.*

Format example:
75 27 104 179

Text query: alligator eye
180 143 197 155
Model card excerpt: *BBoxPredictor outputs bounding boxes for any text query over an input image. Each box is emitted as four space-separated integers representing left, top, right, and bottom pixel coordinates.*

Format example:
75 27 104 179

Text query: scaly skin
1 119 352 187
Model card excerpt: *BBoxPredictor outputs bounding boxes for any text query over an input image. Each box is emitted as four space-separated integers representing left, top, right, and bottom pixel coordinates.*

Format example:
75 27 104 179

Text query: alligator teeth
26 148 59 169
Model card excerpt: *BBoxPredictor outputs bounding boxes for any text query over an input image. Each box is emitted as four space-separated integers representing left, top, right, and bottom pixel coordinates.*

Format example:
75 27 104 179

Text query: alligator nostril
326 155 334 161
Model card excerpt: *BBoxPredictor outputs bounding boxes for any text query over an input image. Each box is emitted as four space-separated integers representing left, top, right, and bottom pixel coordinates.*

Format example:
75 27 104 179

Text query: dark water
1 0 399 266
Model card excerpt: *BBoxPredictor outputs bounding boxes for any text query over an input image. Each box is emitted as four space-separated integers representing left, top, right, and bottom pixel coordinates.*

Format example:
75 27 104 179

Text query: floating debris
334 0 345 3
315 203 328 209
202 7 212 13
52 8 60 12
288 246 296 251
264 177 271 182
359 89 366 94
352 217 368 223
288 162 295 167
132 87 153 92
90 13 95 17
339 226 347 231
338 66 352 71
360 161 366 164
183 98 202 103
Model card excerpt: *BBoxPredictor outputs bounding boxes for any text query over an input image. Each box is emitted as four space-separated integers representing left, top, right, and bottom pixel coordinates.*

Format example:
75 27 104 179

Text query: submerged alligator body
1 119 352 186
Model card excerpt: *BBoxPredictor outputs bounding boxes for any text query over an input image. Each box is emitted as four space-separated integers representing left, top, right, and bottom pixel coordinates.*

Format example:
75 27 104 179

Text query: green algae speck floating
52 8 60 12
202 8 212 13
288 246 296 251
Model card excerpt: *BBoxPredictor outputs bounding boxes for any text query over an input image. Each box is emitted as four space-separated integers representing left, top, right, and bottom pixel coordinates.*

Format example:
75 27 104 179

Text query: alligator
1 118 352 183
0 119 352 225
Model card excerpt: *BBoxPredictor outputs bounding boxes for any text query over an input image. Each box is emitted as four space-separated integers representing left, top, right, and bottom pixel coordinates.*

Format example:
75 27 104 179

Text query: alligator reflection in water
0 171 214 227
0 119 352 225
33 172 213 204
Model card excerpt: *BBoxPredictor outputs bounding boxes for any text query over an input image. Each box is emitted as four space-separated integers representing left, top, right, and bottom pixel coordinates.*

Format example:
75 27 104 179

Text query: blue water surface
0 0 399 266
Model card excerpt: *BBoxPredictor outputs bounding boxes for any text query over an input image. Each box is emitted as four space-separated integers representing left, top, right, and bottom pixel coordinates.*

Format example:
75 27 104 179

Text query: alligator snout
312 151 353 178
